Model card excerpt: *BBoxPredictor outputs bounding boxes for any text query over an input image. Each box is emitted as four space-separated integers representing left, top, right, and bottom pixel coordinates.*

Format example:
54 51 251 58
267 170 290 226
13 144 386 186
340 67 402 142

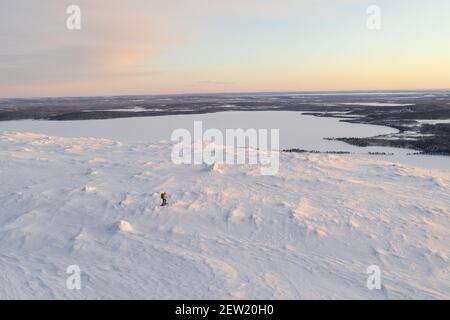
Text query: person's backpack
161 193 164 199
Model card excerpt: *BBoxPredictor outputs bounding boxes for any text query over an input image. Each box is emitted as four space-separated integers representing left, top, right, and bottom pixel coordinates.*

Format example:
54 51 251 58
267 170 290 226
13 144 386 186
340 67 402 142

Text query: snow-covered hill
0 131 449 299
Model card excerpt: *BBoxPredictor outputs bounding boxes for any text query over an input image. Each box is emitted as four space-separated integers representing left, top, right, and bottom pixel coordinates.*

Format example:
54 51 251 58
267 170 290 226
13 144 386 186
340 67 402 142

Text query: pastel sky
1 0 450 98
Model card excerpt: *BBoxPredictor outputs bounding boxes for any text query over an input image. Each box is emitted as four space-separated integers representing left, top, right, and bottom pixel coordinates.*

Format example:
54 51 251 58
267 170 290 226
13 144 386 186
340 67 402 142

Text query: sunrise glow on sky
1 0 450 98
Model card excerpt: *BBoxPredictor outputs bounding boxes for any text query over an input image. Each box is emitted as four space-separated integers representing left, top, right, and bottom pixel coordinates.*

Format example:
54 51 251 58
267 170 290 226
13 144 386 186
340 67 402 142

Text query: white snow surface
0 131 449 299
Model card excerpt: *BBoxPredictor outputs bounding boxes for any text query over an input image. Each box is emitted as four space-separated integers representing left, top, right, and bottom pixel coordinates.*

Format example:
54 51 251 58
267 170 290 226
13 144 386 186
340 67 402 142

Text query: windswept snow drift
0 131 449 299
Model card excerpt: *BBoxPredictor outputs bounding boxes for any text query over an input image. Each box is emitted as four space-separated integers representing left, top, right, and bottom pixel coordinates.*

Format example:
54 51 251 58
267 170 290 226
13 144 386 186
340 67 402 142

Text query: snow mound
207 162 225 174
74 230 89 241
119 194 135 207
116 220 134 233
292 198 316 220
65 145 83 153
87 169 99 176
88 157 107 164
82 185 96 193
205 257 239 283
228 207 245 222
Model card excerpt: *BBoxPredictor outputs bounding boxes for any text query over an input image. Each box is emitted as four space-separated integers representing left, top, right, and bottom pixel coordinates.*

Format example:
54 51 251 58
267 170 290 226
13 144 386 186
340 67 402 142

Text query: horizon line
2 87 449 101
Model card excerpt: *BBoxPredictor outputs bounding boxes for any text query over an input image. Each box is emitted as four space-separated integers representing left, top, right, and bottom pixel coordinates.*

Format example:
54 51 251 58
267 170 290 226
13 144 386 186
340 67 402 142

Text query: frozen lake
0 111 448 170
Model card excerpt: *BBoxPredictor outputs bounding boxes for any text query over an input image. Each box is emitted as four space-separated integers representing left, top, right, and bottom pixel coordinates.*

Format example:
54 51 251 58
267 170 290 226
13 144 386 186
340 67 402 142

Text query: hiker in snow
161 192 168 206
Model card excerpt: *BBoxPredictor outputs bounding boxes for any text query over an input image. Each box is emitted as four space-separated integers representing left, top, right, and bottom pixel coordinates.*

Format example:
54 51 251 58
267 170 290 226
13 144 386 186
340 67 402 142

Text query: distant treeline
326 132 450 155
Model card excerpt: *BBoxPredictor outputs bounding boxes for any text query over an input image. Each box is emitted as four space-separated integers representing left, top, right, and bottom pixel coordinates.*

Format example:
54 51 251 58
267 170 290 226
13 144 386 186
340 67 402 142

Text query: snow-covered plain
4 111 449 171
0 131 449 299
